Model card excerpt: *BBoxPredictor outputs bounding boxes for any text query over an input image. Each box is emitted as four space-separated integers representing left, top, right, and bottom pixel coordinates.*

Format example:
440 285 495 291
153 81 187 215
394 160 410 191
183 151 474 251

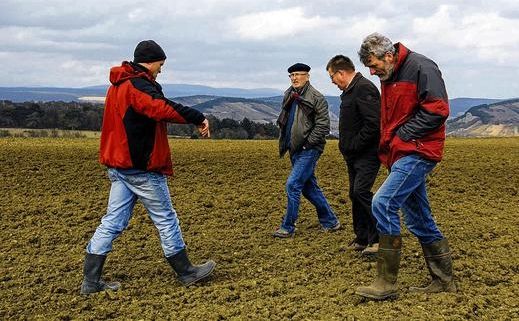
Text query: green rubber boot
355 235 402 300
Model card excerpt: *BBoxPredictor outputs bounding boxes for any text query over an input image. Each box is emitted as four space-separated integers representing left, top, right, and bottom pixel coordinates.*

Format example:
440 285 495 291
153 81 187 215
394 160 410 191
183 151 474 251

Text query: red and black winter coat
379 43 450 168
99 61 205 175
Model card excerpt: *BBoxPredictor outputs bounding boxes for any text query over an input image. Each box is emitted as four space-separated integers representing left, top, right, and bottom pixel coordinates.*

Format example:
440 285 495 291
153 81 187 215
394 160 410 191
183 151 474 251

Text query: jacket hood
109 61 153 86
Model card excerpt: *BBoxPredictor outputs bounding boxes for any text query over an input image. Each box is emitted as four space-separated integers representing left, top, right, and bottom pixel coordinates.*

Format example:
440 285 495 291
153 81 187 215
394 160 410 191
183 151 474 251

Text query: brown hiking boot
409 238 457 293
272 227 294 238
356 235 402 300
347 240 367 251
361 243 379 257
322 221 341 232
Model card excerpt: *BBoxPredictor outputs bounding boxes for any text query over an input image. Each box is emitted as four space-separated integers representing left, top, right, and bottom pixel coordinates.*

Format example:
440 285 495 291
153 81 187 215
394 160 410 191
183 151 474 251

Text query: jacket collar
285 81 310 98
341 72 363 95
294 81 310 96
282 81 313 109
392 42 410 76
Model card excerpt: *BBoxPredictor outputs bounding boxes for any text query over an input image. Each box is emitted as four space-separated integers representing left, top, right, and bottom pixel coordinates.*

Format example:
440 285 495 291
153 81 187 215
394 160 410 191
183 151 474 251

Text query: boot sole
180 262 216 287
80 282 121 295
409 286 457 293
360 251 378 258
355 290 398 300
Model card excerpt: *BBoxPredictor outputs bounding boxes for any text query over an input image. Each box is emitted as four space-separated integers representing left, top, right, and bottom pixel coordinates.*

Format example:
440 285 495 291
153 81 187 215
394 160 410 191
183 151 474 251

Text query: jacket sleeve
306 95 330 147
348 84 380 153
129 78 206 125
396 61 450 141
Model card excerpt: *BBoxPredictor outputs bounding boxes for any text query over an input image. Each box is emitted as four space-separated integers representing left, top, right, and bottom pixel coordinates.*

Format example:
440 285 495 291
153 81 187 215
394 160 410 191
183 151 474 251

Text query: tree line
0 100 279 139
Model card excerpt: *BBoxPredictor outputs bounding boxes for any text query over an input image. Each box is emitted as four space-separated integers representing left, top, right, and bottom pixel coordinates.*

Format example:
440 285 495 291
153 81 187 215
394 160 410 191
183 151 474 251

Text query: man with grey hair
355 33 456 300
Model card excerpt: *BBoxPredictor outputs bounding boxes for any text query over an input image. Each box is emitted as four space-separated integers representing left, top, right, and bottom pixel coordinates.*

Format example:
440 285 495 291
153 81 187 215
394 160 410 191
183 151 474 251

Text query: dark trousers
346 153 380 245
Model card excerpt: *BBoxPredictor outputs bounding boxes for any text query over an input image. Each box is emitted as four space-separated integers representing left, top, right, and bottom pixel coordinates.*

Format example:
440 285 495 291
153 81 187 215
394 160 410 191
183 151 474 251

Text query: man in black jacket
327 55 381 255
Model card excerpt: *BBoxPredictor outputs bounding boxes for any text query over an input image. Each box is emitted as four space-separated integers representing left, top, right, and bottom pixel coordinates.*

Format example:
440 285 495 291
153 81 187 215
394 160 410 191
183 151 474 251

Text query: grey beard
379 65 394 81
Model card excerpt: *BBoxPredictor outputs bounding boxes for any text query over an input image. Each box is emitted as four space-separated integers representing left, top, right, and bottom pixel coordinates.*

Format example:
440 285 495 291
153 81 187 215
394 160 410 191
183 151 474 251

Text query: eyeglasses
288 72 308 78
329 70 339 80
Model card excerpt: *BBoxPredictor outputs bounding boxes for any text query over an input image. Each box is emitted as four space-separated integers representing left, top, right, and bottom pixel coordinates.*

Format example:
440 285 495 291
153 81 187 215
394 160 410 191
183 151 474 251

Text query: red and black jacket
99 61 205 175
379 43 450 168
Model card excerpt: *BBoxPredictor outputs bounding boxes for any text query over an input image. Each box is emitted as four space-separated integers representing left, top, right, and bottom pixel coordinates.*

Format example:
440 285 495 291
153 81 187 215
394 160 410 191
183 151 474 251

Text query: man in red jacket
81 40 215 295
355 33 456 300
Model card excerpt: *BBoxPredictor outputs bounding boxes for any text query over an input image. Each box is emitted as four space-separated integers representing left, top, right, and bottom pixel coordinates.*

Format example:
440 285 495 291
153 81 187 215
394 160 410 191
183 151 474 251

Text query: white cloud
229 7 339 40
412 5 519 62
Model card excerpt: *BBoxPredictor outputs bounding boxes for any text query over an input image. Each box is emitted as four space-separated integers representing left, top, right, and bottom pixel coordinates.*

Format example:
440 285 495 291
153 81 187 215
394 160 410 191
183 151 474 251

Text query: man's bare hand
197 119 210 138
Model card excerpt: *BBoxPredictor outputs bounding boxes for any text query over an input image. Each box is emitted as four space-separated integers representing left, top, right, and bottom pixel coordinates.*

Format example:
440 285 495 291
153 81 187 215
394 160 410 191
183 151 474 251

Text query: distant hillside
0 85 281 102
1 85 504 118
191 97 280 123
0 87 106 102
173 95 339 133
4 86 515 138
255 95 341 117
449 97 504 118
171 95 220 106
162 84 281 98
447 99 519 137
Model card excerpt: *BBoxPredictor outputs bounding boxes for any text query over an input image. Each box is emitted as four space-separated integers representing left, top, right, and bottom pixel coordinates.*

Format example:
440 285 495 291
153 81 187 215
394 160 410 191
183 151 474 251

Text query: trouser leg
302 174 338 229
281 149 322 233
86 169 137 255
348 156 380 245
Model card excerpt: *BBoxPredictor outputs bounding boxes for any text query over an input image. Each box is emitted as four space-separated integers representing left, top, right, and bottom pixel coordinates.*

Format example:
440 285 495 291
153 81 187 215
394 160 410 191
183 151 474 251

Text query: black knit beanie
133 40 167 63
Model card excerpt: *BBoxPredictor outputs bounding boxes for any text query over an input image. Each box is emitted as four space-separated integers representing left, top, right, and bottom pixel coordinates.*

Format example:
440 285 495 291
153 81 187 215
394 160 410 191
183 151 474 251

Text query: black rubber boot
80 253 121 295
410 238 457 293
355 235 402 300
166 249 216 286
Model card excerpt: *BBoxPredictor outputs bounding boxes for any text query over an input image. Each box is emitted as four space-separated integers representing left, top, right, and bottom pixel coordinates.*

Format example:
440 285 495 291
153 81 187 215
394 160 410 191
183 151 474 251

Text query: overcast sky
1 0 518 98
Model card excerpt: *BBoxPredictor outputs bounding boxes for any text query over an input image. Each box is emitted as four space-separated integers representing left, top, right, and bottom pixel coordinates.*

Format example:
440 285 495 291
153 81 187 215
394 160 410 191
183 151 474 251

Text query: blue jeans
281 148 339 233
372 154 444 244
86 168 185 257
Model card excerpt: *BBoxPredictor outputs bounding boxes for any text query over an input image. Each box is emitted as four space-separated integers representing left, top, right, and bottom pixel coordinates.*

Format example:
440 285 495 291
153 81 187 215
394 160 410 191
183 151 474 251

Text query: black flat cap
287 63 311 73
134 40 167 63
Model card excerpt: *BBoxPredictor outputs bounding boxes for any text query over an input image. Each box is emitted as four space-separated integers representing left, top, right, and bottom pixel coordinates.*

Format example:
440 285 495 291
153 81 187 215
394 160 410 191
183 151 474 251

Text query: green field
1 138 518 320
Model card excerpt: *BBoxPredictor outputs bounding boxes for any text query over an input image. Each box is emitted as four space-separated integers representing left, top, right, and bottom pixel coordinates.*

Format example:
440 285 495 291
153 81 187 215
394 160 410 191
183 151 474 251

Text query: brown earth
1 138 518 320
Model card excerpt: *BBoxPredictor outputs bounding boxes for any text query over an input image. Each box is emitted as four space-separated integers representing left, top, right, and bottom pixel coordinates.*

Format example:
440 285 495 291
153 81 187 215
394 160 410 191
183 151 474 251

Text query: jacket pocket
389 134 417 165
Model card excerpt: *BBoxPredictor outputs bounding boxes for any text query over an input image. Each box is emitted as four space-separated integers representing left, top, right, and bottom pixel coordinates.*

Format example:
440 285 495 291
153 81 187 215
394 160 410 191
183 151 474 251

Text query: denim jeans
372 154 444 244
281 148 339 233
86 168 185 257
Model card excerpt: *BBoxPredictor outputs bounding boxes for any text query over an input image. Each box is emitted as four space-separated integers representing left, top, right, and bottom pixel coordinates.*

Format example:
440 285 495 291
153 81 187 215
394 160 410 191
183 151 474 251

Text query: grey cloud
0 0 517 98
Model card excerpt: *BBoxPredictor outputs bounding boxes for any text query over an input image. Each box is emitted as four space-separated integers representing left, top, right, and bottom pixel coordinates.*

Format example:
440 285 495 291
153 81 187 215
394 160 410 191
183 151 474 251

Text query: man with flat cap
273 63 340 238
80 40 216 295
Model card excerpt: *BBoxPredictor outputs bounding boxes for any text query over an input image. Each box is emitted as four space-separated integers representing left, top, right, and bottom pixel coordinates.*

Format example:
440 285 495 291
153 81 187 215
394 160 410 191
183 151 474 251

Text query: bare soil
1 138 518 320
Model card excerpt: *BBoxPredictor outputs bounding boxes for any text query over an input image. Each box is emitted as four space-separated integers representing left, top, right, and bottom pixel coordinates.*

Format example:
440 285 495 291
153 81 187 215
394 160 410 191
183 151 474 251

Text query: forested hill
3 96 518 138
0 100 279 139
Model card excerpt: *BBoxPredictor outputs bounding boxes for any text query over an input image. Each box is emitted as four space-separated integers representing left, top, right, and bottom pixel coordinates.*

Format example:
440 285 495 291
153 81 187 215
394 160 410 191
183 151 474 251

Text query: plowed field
1 138 518 320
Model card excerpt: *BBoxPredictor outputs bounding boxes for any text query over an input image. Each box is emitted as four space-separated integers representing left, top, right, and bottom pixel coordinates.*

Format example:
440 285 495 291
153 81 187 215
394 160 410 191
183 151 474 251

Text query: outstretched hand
197 119 210 138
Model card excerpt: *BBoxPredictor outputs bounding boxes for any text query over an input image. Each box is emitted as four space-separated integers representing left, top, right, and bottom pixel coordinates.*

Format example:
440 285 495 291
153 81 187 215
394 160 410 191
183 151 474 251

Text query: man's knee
351 187 371 201
285 178 302 195
99 218 128 236
372 192 384 210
